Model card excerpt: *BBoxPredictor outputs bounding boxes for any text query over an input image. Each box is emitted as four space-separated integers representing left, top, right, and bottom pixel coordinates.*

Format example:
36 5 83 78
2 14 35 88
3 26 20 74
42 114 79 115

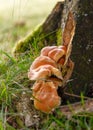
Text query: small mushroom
32 80 61 113
28 64 63 80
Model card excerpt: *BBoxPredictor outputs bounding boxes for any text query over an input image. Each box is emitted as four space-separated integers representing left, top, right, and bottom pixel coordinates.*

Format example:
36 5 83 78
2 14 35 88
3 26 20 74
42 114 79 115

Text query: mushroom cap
30 55 57 70
28 55 63 80
33 81 61 113
58 57 65 65
41 46 57 56
28 64 63 80
48 48 65 62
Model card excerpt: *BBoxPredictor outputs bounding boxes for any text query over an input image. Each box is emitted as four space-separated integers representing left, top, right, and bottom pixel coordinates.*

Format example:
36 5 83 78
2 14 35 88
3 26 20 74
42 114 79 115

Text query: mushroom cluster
28 45 69 113
28 11 75 113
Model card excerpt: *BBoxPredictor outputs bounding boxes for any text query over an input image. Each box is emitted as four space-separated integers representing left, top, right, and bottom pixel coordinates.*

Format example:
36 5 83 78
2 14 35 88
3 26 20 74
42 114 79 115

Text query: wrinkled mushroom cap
30 55 57 70
48 48 65 62
28 56 63 80
33 81 61 113
41 46 57 56
41 45 67 63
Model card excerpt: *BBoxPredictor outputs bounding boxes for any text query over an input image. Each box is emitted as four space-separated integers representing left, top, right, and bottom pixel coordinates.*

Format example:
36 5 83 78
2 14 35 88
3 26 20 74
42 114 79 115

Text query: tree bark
64 0 93 102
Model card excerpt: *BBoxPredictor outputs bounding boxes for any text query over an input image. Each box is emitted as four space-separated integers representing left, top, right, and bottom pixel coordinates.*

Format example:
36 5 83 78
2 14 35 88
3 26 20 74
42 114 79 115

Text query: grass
0 0 59 53
0 0 93 130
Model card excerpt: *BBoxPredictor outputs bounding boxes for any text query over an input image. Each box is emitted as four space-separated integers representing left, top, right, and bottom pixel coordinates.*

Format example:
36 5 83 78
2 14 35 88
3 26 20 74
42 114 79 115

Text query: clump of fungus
28 45 67 113
28 12 75 113
28 55 63 81
28 44 72 113
33 81 61 113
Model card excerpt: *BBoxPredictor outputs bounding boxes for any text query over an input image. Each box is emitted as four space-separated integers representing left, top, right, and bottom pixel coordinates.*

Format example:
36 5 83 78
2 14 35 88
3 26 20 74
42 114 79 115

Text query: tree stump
65 0 93 102
13 0 93 101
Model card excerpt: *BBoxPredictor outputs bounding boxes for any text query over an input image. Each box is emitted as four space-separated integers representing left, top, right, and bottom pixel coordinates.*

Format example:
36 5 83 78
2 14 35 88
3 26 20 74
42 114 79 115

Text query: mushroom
48 48 65 62
28 64 63 80
30 55 57 69
28 11 75 113
41 45 67 63
32 80 61 113
28 55 63 80
41 46 57 56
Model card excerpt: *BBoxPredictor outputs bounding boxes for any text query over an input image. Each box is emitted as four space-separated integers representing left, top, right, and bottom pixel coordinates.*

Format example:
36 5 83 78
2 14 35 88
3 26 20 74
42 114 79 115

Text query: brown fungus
32 80 61 113
28 55 63 80
28 12 75 113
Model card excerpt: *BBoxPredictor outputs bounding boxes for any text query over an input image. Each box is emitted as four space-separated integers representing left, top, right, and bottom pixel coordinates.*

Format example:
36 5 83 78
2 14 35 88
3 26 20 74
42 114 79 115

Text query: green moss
13 24 44 57
56 28 62 46
13 23 63 57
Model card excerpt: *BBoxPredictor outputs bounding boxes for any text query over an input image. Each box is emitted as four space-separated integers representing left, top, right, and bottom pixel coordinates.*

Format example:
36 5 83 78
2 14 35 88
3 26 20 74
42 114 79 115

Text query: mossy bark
65 0 93 101
13 2 64 57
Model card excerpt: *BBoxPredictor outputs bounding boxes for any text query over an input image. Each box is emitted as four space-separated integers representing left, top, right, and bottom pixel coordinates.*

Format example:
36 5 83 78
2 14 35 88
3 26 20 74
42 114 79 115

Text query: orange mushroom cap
28 64 63 80
41 45 67 63
33 80 61 113
48 48 65 62
28 55 63 80
30 55 57 70
41 46 57 56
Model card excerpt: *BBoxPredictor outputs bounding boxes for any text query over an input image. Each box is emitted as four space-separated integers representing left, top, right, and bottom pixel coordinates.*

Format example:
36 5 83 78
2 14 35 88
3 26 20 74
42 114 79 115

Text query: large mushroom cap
28 64 63 80
28 55 63 80
33 81 61 113
41 45 67 63
30 55 57 70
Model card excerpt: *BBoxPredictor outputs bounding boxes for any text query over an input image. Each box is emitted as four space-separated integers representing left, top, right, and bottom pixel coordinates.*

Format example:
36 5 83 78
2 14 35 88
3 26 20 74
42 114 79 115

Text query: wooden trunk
13 0 93 101
64 0 93 102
